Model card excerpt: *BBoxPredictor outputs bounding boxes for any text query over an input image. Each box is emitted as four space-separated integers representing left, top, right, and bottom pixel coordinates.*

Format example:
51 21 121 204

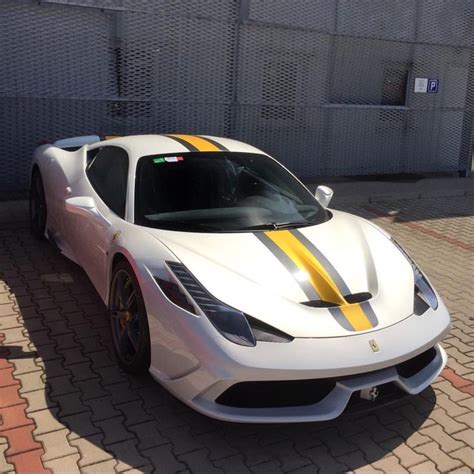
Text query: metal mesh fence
0 0 472 193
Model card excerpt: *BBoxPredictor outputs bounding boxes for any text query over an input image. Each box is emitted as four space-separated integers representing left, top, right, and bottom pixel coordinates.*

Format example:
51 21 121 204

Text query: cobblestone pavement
1 196 473 473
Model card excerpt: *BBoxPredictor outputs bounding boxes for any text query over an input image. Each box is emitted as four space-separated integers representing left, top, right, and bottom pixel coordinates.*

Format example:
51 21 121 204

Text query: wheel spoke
125 289 136 310
110 269 144 363
116 279 128 309
127 326 139 352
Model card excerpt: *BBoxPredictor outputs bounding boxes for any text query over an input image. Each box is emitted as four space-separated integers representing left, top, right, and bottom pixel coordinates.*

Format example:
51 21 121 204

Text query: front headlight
391 239 438 312
156 262 293 346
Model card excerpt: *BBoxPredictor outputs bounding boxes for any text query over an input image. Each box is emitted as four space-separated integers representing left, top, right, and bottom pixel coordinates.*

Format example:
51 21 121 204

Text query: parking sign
428 79 439 93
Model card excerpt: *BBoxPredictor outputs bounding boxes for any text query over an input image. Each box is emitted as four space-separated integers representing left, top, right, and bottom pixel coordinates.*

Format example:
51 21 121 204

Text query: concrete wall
0 0 472 192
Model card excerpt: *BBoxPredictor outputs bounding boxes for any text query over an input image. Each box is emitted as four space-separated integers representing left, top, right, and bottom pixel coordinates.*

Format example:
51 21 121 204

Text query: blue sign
427 79 439 93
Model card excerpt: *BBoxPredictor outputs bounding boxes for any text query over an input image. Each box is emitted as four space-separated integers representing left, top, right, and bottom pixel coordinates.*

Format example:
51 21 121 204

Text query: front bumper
191 344 446 423
148 298 450 423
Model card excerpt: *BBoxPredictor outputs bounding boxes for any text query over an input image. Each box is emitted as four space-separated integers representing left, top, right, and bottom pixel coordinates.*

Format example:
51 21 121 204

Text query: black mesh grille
216 379 336 408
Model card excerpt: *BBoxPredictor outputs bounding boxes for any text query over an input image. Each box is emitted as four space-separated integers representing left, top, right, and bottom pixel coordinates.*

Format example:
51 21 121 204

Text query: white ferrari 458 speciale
30 134 450 423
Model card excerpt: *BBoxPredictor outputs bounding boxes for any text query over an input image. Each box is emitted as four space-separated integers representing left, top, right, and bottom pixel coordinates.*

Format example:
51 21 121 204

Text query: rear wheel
29 169 47 240
109 260 151 374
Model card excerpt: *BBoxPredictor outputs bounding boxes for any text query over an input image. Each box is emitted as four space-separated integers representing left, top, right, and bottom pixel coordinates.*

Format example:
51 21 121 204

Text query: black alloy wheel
109 260 151 374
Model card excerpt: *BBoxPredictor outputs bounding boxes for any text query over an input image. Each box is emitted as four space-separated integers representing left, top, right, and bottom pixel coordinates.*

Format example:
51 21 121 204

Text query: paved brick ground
0 196 473 473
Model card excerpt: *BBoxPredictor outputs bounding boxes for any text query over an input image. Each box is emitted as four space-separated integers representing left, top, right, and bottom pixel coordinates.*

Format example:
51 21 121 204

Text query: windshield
134 152 328 232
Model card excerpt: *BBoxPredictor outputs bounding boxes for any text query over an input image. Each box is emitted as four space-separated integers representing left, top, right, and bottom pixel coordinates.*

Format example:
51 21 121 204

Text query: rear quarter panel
33 144 88 237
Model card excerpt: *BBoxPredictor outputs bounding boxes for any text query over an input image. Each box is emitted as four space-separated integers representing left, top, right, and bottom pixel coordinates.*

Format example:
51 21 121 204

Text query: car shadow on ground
1 223 437 472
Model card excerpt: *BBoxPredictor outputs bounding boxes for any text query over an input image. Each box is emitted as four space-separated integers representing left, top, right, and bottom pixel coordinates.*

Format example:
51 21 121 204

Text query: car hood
146 210 415 337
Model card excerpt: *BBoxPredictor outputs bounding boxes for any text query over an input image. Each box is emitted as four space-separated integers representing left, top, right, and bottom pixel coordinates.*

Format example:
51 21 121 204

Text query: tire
29 168 47 240
109 260 151 374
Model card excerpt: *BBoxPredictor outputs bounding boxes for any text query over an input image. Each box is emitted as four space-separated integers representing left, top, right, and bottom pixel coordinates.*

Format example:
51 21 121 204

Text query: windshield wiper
242 221 314 231
148 219 224 232
273 221 315 229
240 223 278 230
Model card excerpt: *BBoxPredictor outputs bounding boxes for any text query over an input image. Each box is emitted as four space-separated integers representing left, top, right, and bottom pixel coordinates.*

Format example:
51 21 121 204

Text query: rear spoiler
53 135 100 149
53 135 120 150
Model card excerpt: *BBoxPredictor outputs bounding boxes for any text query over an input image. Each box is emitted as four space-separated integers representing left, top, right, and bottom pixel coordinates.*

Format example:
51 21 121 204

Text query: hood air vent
301 292 372 308
344 292 372 304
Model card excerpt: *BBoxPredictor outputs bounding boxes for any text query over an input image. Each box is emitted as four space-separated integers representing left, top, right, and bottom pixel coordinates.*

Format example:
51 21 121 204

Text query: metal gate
0 0 472 193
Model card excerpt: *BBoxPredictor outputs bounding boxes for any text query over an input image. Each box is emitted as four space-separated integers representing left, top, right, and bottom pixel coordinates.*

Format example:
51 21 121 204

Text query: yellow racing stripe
167 134 221 152
339 304 373 331
264 230 345 305
264 230 374 331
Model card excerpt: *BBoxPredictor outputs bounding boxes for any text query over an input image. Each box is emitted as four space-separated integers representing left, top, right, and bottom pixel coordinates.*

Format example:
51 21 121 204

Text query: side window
86 146 129 218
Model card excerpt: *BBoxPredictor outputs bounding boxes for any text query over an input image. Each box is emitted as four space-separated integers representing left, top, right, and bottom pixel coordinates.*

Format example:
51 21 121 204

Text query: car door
71 145 129 297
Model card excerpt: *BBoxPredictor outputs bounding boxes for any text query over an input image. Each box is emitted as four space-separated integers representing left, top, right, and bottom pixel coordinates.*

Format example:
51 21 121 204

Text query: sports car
30 133 450 423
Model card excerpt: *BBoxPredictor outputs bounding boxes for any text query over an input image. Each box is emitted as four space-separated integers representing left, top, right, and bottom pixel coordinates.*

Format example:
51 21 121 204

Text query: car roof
90 134 266 162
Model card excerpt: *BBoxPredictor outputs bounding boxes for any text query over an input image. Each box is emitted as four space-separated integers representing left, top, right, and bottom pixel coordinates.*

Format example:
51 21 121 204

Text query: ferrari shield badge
111 230 121 242
360 386 379 401
369 339 380 352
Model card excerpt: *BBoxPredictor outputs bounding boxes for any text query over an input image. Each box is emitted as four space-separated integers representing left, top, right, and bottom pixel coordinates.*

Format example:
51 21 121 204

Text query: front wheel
109 260 151 374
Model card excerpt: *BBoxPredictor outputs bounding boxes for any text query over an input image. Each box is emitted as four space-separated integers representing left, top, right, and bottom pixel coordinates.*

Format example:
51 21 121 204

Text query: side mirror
314 185 334 209
65 196 110 226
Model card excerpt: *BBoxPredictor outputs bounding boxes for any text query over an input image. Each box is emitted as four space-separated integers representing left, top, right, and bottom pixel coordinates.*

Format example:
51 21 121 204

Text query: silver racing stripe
360 301 379 326
328 307 356 331
255 232 320 301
